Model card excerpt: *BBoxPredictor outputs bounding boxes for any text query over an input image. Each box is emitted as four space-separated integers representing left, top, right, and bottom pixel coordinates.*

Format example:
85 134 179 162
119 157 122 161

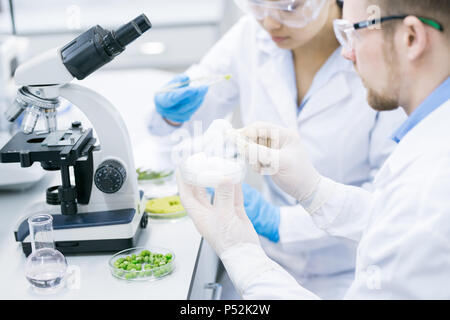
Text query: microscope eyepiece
114 14 152 48
60 14 152 80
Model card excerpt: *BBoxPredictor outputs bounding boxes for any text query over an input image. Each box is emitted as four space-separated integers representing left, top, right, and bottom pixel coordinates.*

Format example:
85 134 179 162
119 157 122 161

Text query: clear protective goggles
333 19 360 52
333 16 445 52
234 0 327 28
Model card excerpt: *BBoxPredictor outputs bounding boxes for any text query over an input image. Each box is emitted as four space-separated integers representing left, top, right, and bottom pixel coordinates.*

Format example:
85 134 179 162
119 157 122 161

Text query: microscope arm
14 47 73 87
59 84 140 209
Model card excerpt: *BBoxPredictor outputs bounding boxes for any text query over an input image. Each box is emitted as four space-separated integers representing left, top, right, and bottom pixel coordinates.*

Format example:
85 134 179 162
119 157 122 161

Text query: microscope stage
0 128 95 168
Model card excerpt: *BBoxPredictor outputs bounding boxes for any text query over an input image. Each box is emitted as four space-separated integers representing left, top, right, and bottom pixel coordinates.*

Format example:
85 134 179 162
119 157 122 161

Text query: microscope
1 14 152 256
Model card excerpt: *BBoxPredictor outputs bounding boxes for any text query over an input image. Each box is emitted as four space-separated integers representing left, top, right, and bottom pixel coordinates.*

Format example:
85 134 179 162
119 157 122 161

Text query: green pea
140 250 150 256
115 270 125 277
125 273 134 280
116 250 172 279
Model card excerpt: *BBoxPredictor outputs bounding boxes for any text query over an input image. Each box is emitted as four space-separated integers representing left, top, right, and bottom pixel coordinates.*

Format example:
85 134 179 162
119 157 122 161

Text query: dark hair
336 0 343 9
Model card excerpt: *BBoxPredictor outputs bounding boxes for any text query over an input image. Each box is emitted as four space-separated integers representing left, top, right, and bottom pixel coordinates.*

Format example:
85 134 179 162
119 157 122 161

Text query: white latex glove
176 170 260 256
235 122 337 214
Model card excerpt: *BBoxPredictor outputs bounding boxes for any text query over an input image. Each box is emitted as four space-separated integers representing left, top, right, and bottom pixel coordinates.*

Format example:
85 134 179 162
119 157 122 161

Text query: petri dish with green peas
108 247 175 281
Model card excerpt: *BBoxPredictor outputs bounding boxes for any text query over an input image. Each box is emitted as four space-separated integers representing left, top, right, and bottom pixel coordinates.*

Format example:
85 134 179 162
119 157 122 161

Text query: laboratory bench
0 69 221 300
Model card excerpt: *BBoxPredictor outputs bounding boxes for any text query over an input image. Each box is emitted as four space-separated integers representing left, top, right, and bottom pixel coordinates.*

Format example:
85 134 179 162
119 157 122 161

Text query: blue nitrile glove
242 183 280 242
206 187 215 196
155 74 209 124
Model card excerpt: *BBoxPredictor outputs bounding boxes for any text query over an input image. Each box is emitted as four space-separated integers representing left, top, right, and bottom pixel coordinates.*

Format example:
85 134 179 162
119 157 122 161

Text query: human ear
402 16 428 61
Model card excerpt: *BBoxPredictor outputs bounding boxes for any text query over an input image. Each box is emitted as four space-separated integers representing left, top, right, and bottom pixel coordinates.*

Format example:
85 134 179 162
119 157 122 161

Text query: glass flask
25 214 68 293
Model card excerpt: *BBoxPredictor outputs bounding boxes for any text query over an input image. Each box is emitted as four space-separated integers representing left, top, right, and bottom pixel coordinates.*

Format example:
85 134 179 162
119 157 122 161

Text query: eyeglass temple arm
353 15 443 31
353 15 407 30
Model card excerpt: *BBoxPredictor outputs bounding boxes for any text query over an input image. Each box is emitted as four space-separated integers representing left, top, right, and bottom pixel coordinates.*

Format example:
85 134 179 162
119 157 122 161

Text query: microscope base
15 207 148 256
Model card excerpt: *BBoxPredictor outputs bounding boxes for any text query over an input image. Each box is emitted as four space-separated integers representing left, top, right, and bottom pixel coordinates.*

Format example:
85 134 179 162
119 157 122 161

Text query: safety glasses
234 0 327 29
334 15 444 51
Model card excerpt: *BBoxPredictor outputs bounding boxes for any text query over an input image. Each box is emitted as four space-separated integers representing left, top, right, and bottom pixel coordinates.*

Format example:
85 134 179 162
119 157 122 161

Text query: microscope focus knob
94 160 127 194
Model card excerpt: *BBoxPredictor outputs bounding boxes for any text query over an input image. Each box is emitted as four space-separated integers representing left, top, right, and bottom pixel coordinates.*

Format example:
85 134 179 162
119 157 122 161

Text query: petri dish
108 247 175 281
137 169 178 199
179 152 246 188
145 195 187 220
178 119 246 188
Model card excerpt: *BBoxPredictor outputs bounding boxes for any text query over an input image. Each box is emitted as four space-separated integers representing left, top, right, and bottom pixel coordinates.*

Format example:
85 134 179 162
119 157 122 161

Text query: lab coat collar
296 49 353 123
392 77 450 143
303 48 353 101
258 52 298 128
384 99 450 176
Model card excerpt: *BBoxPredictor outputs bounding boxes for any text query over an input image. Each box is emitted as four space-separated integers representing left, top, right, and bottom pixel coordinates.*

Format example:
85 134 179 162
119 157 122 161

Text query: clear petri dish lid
137 168 177 199
179 152 246 188
177 119 248 188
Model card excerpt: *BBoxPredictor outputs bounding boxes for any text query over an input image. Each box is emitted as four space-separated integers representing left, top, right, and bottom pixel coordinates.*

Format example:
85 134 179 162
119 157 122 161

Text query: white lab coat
148 16 406 298
221 99 450 300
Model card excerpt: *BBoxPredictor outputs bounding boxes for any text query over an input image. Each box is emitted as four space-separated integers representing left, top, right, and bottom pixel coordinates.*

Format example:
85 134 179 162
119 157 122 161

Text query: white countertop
0 68 207 299
0 174 202 299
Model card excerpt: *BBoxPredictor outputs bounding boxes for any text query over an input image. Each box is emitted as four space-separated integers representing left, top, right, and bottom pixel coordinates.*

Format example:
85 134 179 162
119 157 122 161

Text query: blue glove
242 183 280 243
155 74 209 123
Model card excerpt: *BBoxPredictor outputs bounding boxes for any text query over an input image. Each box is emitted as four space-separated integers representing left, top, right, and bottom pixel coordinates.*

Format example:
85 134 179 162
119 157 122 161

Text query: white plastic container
178 119 246 188
179 152 245 188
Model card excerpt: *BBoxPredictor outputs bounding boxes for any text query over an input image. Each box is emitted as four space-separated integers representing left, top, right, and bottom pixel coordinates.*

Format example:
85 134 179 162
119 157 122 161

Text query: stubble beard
364 39 400 111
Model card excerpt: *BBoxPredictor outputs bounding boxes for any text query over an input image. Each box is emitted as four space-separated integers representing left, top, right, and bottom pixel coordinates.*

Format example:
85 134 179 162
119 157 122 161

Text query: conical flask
25 214 67 292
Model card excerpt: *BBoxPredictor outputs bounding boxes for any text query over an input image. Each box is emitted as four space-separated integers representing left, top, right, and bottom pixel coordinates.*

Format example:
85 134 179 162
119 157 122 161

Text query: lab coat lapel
297 72 351 124
387 100 450 174
257 39 298 129
375 100 450 187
